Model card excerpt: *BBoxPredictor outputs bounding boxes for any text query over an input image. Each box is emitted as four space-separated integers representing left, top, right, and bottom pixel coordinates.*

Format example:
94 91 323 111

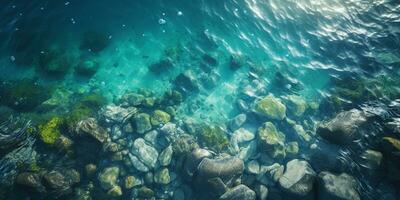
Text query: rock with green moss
172 133 199 155
254 95 286 120
151 110 171 126
198 124 229 152
134 113 152 134
40 87 72 110
286 141 299 157
137 186 155 198
293 124 311 142
98 166 119 190
79 93 107 109
0 79 51 112
257 122 286 159
65 93 106 130
66 105 94 130
286 95 307 117
38 117 63 145
154 168 171 185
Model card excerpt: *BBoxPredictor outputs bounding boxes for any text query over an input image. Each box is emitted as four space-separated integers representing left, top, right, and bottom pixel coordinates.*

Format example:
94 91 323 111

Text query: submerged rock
150 110 171 126
38 117 63 145
134 113 152 134
198 124 229 152
38 48 72 76
149 58 174 74
317 109 367 145
128 153 149 172
358 149 382 174
286 95 307 117
159 145 173 166
317 171 360 200
131 138 158 169
43 170 78 197
154 168 171 185
101 104 137 124
16 172 45 192
98 167 120 190
293 124 312 142
228 114 247 131
254 95 286 120
75 59 99 77
219 184 256 200
246 160 260 174
257 122 286 159
279 159 316 197
0 79 51 112
76 118 109 143
174 70 200 93
197 156 244 182
183 148 212 179
230 128 255 153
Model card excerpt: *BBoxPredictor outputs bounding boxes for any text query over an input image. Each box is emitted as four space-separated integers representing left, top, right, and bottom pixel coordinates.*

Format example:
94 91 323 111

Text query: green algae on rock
254 95 286 120
257 122 286 159
134 113 152 134
0 79 51 112
38 117 63 145
150 110 171 126
198 124 229 152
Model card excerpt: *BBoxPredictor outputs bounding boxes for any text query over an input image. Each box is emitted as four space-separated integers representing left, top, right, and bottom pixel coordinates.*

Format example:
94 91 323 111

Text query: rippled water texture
0 0 400 199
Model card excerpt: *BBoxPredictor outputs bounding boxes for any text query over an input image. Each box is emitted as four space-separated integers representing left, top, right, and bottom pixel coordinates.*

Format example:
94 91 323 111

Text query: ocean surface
0 0 400 199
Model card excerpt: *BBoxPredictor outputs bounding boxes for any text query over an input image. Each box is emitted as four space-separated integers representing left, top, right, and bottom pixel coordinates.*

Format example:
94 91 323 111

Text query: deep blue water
0 0 400 199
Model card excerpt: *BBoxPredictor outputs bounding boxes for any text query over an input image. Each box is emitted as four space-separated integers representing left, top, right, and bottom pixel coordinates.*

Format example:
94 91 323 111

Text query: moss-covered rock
0 79 51 112
198 124 229 152
65 93 107 130
254 95 286 120
134 113 152 134
79 93 107 109
40 87 72 110
286 95 307 117
258 122 286 159
151 110 171 126
38 117 63 145
154 168 171 185
172 133 199 155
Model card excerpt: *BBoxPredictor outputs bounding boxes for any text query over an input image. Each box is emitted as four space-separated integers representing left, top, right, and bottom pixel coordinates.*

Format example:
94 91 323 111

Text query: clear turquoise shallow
0 0 400 199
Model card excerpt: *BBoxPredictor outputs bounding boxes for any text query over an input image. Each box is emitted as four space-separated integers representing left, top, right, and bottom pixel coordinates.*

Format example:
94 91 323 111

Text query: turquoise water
0 0 400 199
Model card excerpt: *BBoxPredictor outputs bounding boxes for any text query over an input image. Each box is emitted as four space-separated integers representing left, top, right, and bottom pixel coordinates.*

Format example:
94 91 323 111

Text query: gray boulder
317 109 367 144
131 138 158 169
317 171 360 200
197 156 244 182
75 118 109 143
279 159 316 197
219 184 256 200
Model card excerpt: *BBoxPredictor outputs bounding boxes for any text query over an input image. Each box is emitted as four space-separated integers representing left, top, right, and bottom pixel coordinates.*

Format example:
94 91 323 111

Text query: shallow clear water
0 0 400 199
